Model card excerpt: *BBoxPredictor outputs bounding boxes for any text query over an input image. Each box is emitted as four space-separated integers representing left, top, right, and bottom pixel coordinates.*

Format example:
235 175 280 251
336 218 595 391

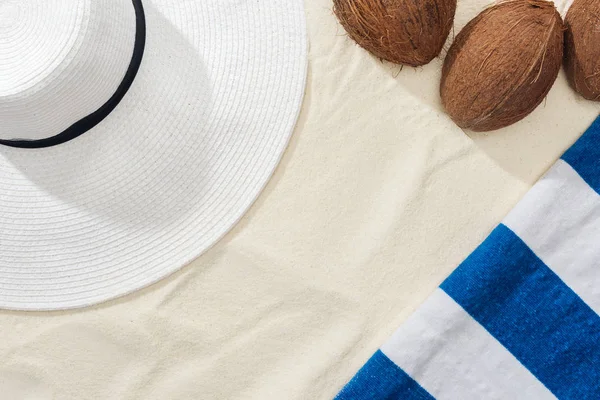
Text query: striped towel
336 116 600 400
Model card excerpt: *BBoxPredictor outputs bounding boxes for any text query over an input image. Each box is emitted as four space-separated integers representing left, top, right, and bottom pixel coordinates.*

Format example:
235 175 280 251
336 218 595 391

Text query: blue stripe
562 115 600 193
441 224 600 399
335 350 434 400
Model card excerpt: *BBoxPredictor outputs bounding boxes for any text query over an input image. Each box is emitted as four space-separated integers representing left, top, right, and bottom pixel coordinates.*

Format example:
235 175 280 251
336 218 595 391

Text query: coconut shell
440 0 564 132
564 0 600 100
333 0 457 67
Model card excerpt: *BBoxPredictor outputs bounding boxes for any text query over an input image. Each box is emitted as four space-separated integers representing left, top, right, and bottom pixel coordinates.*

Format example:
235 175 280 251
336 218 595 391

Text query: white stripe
381 289 555 400
504 159 600 314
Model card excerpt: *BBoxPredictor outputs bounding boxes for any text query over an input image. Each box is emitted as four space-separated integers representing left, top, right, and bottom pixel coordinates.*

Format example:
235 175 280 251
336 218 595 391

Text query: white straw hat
0 0 307 310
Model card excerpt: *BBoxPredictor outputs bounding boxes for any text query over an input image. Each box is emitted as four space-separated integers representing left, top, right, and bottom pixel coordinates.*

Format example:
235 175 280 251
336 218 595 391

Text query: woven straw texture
0 0 307 310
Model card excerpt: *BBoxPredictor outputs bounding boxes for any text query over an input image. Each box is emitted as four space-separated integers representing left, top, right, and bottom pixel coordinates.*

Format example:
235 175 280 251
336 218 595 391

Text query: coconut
564 0 600 100
440 0 564 132
333 0 456 67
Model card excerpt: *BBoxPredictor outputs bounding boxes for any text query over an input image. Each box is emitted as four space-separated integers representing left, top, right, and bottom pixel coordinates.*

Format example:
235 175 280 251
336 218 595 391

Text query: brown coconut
564 0 600 100
440 0 564 132
333 0 457 67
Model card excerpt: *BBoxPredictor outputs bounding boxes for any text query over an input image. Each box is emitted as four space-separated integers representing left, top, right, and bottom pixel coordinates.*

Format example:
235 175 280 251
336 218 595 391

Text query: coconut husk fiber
333 0 456 67
440 0 563 132
565 0 600 101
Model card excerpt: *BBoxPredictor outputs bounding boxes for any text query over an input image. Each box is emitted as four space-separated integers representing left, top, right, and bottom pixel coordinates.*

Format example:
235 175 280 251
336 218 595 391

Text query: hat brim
0 0 307 310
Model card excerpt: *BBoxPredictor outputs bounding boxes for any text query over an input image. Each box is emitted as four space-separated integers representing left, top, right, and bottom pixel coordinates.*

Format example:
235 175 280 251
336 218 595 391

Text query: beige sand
0 0 598 398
